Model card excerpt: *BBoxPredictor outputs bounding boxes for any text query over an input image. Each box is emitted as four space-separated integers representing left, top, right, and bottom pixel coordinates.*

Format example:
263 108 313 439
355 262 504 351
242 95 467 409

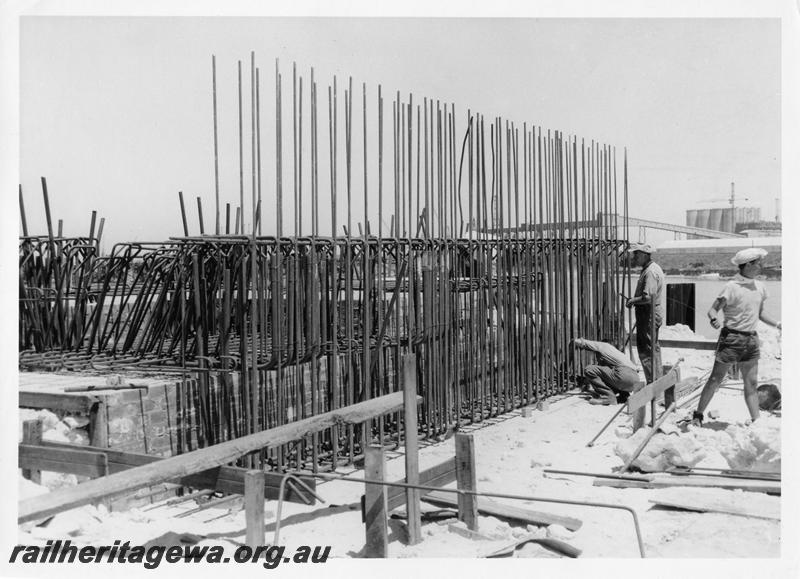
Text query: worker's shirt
574 338 638 370
718 274 767 333
634 261 666 325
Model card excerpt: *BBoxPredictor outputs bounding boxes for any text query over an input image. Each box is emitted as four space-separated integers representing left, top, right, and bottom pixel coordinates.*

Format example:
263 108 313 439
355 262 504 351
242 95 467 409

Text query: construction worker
689 247 781 426
573 338 641 405
625 242 665 384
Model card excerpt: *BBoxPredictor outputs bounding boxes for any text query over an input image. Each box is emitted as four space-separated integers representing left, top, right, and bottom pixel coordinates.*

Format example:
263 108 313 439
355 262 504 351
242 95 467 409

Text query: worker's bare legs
695 360 731 418
740 360 760 421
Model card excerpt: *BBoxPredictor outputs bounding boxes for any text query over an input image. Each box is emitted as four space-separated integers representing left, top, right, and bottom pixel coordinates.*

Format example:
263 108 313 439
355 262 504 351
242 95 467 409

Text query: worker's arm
573 338 602 352
707 296 725 329
625 269 657 307
759 302 781 330
575 339 635 369
626 294 651 307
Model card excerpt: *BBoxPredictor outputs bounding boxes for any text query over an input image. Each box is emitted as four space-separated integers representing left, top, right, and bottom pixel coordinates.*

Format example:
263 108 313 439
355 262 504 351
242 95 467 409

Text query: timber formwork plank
19 391 98 414
383 458 458 513
19 392 415 524
658 339 717 351
31 441 315 501
421 490 583 531
19 444 108 478
649 495 780 520
594 475 781 495
626 368 679 413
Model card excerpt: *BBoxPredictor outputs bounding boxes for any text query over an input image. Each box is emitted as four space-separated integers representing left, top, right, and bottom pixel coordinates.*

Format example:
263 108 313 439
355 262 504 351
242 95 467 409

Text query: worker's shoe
689 411 704 427
589 395 617 406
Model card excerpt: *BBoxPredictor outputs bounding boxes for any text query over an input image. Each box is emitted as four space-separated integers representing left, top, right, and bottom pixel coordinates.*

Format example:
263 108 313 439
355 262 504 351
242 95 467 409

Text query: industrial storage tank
686 207 762 235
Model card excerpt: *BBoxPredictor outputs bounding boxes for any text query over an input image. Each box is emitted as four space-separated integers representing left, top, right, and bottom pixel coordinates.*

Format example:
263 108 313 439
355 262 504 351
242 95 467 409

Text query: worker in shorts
573 338 642 405
689 247 781 426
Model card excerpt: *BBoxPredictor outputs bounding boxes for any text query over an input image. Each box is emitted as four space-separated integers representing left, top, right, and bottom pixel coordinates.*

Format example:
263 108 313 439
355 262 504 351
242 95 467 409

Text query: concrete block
140 398 157 413
146 410 167 427
107 402 142 420
119 389 145 404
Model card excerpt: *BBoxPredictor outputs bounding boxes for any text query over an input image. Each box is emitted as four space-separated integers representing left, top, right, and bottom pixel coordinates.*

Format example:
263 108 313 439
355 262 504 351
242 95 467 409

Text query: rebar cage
19 55 632 470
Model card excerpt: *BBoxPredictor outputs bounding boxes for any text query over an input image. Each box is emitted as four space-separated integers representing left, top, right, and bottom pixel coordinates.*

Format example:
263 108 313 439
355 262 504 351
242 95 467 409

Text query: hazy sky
18 17 780 247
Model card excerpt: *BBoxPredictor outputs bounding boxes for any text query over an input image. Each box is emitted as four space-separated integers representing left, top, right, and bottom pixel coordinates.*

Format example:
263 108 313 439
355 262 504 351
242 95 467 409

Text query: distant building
656 236 781 278
736 220 782 237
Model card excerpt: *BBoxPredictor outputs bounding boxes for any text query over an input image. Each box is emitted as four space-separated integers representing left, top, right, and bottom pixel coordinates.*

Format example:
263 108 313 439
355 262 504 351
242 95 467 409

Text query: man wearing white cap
625 242 665 384
689 247 781 426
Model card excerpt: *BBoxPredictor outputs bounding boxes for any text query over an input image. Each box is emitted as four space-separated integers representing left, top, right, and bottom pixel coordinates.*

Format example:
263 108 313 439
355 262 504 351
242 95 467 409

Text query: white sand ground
17 323 782 560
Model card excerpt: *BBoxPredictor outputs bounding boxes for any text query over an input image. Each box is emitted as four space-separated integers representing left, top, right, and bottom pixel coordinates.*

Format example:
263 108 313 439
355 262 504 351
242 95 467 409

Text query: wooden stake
245 470 265 548
88 400 108 448
22 419 43 484
402 354 422 545
364 445 388 558
455 433 478 531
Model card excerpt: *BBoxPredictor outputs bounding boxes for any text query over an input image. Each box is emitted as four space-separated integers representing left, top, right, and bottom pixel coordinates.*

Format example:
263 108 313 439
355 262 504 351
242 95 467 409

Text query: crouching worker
573 338 642 405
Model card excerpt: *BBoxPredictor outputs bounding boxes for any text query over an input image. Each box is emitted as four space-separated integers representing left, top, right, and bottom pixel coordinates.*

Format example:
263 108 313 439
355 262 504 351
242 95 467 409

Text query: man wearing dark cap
573 338 642 405
689 247 781 426
625 242 665 384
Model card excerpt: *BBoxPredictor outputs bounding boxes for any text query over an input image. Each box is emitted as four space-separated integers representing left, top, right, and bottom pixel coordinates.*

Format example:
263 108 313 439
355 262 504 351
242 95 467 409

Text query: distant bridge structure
480 213 744 240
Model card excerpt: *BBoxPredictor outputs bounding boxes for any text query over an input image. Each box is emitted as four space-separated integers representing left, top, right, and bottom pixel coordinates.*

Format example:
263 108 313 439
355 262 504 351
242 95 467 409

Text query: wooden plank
659 339 717 351
40 441 316 502
19 392 412 523
245 471 265 548
402 354 422 545
364 446 388 558
650 497 779 520
592 479 651 490
21 420 43 483
487 536 583 558
627 368 679 412
19 458 104 479
385 458 457 512
19 391 98 414
455 433 478 531
422 491 583 531
594 476 781 495
447 522 492 541
649 490 780 520
424 459 459 490
650 475 781 495
19 444 108 478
